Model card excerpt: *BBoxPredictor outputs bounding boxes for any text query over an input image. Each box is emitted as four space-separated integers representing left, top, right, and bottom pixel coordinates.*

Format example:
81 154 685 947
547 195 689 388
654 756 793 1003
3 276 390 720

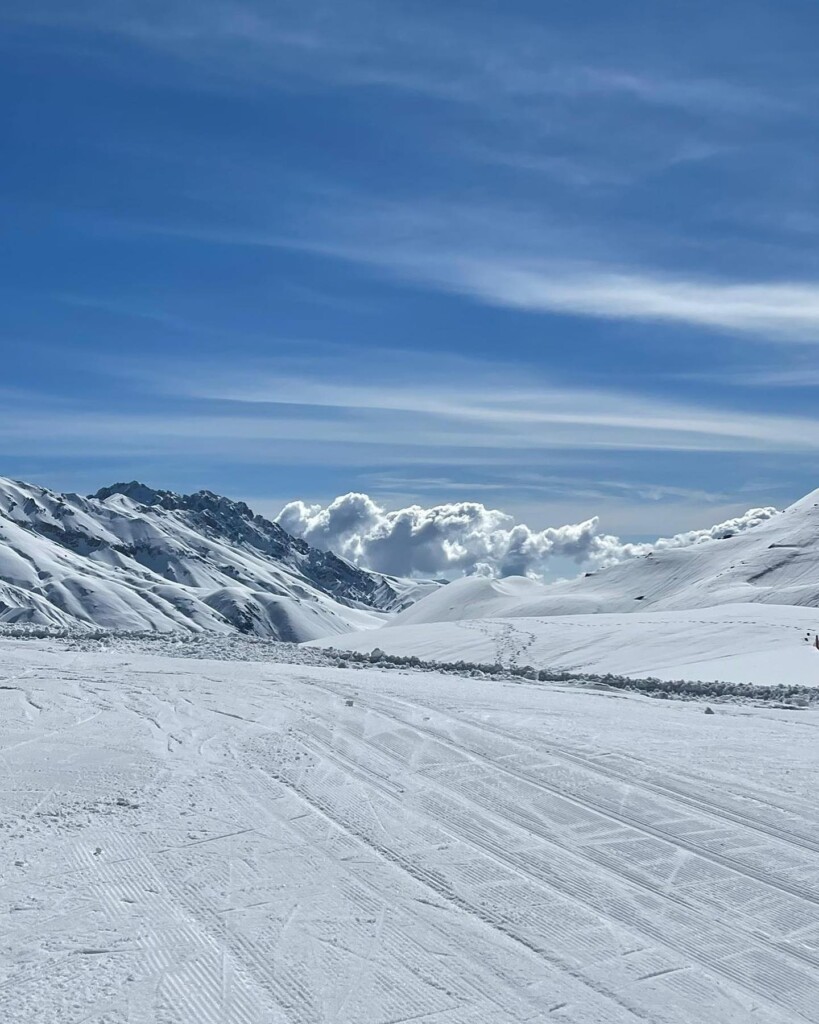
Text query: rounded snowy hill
390 488 819 625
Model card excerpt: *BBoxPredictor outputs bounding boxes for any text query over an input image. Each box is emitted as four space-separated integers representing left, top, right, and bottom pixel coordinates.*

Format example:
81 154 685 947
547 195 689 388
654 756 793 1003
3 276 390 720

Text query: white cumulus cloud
277 493 780 578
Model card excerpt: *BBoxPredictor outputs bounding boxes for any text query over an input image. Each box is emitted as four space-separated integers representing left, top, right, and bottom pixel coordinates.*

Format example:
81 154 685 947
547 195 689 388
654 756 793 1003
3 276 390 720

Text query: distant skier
814 635 819 650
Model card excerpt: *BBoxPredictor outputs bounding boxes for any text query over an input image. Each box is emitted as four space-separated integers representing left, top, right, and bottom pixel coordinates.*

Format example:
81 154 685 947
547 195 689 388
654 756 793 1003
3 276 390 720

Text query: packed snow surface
323 603 819 687
2 637 819 1023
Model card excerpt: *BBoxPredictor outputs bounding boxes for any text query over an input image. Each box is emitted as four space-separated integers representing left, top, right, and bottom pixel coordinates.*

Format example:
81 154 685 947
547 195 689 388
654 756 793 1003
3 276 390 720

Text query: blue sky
4 0 819 543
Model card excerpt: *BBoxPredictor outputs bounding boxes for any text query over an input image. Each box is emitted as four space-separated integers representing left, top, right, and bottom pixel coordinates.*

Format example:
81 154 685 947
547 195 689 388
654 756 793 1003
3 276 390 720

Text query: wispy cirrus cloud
700 364 819 388
2 0 790 123
570 68 786 116
6 342 819 459
453 263 819 343
127 348 819 453
118 176 819 345
213 237 819 347
234 191 819 344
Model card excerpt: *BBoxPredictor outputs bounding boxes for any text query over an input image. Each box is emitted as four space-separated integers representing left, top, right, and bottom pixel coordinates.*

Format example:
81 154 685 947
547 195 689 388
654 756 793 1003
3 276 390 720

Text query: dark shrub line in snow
325 647 818 705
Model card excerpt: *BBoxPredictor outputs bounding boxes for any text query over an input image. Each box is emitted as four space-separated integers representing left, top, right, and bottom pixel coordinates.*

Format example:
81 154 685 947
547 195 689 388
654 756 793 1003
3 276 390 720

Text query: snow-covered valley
2 637 818 1024
309 486 819 689
5 477 819 693
3 477 819 1021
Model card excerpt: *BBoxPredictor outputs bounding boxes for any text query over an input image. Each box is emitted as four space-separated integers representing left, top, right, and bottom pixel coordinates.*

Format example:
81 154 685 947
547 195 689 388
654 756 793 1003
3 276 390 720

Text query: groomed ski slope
321 603 819 688
2 640 818 1023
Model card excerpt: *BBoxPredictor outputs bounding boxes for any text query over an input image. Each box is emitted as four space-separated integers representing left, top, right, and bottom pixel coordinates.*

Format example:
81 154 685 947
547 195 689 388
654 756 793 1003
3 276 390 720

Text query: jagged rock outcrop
0 477 439 639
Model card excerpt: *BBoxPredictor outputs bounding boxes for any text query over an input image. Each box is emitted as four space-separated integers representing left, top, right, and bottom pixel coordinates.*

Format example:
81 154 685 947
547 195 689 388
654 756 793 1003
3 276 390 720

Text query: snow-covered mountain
388 487 819 625
0 478 436 639
5 476 817 648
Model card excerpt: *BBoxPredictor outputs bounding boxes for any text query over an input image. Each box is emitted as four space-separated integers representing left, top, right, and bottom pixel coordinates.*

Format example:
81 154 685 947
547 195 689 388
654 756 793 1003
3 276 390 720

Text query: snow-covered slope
0 478 431 639
317 489 819 686
3 637 818 1023
321 603 819 687
390 488 819 626
385 574 559 625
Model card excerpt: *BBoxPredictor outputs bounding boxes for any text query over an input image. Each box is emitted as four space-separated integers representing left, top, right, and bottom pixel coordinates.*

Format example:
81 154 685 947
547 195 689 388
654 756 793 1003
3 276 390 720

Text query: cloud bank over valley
276 492 779 579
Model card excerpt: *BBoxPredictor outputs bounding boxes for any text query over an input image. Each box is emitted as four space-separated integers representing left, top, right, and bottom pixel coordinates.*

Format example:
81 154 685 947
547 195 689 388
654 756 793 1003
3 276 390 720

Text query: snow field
2 640 818 1022
322 603 819 688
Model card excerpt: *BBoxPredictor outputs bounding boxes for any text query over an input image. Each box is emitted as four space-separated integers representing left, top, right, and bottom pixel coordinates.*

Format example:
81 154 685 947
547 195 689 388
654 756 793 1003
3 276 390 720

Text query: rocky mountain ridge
0 477 436 639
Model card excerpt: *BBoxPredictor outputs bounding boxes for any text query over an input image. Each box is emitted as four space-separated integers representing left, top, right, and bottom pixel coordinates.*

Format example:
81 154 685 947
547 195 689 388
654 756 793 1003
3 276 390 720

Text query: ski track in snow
1 639 818 1023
